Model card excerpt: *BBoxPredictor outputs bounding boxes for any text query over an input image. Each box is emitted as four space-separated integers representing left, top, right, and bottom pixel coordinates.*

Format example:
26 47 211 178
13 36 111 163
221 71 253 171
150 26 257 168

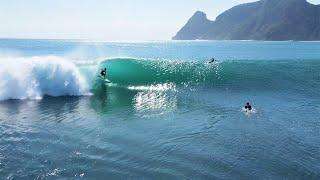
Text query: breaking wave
0 56 90 101
1 56 319 101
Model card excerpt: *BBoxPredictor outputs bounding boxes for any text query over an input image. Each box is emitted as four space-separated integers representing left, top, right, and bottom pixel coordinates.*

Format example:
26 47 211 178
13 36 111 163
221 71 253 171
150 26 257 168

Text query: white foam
0 56 90 101
242 107 257 116
127 83 176 92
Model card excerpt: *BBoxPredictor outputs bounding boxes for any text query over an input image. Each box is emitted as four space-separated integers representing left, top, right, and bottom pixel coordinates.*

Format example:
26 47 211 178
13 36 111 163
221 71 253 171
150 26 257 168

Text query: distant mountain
173 0 320 41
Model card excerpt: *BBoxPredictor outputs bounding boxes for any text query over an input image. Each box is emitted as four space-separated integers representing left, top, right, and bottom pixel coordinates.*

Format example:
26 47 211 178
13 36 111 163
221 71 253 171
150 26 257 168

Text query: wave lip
0 56 90 101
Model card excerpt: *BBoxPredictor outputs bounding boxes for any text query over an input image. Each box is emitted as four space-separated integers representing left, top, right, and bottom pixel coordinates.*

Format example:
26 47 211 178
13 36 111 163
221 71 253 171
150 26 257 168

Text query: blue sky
1 0 319 40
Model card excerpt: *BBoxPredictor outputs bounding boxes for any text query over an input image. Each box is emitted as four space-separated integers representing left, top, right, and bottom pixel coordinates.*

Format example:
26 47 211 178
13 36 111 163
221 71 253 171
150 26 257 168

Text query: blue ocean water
0 39 319 179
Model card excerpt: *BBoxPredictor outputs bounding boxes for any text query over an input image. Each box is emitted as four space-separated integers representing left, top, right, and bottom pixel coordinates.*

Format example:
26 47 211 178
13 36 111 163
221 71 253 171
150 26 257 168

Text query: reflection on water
89 82 178 117
127 83 176 92
0 96 81 122
126 83 178 117
133 90 177 117
0 83 179 120
1 82 320 180
89 85 137 115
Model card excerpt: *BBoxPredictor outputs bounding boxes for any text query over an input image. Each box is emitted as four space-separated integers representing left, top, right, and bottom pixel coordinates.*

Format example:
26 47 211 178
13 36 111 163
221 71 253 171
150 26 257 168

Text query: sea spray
0 56 90 101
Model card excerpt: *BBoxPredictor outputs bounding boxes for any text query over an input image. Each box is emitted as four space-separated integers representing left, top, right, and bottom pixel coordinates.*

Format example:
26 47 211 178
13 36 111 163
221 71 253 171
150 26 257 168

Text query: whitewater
0 56 91 100
1 55 319 101
0 39 319 179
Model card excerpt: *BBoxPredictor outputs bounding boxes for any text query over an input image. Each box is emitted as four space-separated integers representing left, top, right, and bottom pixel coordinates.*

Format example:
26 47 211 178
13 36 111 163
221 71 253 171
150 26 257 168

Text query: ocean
0 39 319 179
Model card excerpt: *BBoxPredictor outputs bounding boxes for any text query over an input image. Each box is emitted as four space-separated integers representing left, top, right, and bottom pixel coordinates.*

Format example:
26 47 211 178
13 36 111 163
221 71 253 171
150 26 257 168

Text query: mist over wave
0 56 90 101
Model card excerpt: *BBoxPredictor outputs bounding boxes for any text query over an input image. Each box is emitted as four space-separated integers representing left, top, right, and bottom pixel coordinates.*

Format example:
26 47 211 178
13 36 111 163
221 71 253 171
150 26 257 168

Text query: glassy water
0 39 319 179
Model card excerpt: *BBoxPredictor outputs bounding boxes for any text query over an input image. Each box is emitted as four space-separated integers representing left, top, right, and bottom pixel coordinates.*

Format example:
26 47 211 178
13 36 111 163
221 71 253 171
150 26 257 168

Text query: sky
1 0 319 40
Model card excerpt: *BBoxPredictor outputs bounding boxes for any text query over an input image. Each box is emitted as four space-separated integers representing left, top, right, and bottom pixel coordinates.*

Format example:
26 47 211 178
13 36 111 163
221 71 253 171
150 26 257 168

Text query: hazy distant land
173 0 320 41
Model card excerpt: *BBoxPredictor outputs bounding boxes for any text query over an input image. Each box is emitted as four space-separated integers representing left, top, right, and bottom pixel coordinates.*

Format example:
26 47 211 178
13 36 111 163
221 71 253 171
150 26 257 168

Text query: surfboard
104 79 111 83
242 107 256 115
98 76 111 83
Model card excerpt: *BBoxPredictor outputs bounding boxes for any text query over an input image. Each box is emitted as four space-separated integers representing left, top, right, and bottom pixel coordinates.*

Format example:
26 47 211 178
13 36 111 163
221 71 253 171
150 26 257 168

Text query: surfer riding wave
100 68 107 79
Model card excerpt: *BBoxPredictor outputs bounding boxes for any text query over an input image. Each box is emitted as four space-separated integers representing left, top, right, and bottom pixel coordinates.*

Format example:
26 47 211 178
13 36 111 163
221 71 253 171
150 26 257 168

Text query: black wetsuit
101 69 106 78
245 105 252 111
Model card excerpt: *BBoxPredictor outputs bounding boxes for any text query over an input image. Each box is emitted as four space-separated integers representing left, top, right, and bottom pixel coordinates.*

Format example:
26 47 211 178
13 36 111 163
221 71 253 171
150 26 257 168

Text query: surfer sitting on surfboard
100 68 107 79
244 102 252 111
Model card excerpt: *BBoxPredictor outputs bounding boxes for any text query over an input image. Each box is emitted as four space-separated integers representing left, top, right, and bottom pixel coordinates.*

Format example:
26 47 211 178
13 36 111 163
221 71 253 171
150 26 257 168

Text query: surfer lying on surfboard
244 102 252 111
209 58 216 64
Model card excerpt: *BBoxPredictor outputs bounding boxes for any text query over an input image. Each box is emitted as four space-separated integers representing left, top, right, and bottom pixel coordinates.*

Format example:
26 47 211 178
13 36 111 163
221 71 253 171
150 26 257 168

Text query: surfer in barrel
100 68 107 79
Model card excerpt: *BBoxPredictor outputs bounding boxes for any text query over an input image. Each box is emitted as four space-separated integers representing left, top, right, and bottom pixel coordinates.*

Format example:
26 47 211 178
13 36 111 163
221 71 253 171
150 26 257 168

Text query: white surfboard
98 76 111 83
242 107 256 115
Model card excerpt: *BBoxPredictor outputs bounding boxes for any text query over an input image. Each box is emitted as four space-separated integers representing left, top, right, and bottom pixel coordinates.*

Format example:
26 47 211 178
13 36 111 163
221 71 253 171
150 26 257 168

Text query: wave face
99 58 320 93
99 58 217 86
1 56 319 101
0 56 90 101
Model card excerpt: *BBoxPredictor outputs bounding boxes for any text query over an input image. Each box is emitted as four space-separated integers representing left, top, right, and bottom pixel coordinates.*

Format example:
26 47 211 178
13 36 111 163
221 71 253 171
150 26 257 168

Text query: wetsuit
245 105 252 111
101 69 106 78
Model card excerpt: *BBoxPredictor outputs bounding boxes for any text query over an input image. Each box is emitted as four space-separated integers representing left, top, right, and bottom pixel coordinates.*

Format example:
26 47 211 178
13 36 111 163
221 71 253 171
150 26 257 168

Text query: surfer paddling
244 102 252 112
100 68 107 79
209 58 216 64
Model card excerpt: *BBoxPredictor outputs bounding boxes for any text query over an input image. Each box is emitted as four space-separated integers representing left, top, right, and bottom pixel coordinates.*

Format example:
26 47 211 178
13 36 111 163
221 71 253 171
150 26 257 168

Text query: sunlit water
0 39 319 179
